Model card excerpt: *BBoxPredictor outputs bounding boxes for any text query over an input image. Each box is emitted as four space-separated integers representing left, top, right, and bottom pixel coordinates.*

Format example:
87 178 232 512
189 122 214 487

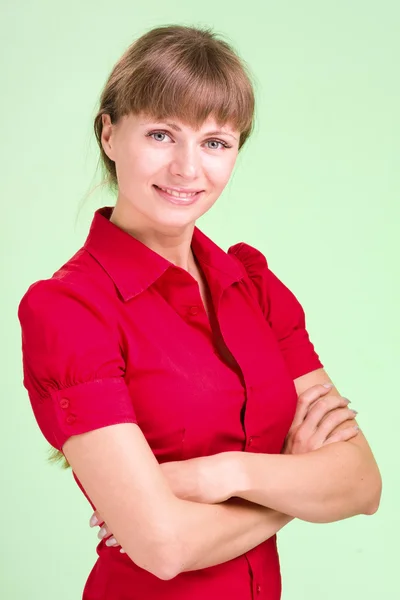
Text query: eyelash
146 130 232 150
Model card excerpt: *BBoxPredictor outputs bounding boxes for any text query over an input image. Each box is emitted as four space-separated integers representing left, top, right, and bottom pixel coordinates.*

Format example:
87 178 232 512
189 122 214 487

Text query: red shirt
18 206 323 600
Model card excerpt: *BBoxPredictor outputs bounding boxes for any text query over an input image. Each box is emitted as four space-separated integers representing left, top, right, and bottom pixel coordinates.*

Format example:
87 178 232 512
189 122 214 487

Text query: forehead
128 112 239 135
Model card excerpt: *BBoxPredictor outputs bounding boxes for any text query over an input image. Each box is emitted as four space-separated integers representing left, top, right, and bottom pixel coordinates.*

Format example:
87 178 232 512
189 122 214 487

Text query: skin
101 111 240 273
87 111 381 559
93 384 363 550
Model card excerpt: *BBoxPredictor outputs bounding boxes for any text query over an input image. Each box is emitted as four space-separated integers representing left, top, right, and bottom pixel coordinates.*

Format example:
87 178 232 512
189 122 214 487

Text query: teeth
159 186 198 198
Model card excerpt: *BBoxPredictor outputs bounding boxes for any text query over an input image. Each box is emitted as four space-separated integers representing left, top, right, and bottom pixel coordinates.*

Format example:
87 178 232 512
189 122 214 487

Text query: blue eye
206 139 230 150
149 132 170 142
147 130 232 149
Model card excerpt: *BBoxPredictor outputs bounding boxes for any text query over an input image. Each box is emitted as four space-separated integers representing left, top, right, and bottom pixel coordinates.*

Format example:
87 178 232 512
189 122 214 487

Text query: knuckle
294 429 306 444
307 400 324 419
325 408 348 426
298 394 308 405
324 396 342 410
295 431 312 449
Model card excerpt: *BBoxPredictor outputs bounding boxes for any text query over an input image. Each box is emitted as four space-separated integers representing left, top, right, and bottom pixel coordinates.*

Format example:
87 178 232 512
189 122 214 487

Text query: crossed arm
91 368 381 576
226 368 381 523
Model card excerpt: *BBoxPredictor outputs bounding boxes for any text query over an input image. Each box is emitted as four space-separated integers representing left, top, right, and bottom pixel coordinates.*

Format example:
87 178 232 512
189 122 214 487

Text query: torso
189 259 240 369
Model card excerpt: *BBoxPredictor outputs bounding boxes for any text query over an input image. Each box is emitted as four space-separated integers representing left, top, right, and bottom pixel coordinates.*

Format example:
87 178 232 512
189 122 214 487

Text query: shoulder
227 242 268 269
227 241 268 277
227 240 306 321
18 247 118 329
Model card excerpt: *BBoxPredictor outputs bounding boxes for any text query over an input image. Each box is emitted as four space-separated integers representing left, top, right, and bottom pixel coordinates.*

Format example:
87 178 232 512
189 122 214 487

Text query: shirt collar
83 206 244 301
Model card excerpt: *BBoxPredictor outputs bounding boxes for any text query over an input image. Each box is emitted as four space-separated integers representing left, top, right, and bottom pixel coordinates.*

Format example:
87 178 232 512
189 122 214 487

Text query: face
101 112 240 235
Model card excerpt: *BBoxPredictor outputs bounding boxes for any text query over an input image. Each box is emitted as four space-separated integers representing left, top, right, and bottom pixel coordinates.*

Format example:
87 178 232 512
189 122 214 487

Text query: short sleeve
228 242 324 380
17 278 137 451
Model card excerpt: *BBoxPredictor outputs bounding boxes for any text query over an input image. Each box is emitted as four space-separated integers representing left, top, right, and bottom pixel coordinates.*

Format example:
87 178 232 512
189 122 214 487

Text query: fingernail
98 527 107 539
323 383 333 388
90 514 99 527
352 410 358 415
105 537 117 547
354 425 360 431
343 397 351 403
120 548 126 554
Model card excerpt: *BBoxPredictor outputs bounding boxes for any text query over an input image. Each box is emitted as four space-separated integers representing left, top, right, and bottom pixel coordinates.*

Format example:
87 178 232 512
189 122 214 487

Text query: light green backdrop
2 1 399 598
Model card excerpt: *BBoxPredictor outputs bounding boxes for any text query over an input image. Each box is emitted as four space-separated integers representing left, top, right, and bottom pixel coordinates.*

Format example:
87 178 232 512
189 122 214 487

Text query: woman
18 24 381 599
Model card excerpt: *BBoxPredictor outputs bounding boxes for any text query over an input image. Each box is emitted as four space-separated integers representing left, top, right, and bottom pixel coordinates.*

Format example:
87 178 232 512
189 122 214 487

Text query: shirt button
60 398 70 409
257 584 262 593
248 437 254 446
66 415 76 425
188 306 199 315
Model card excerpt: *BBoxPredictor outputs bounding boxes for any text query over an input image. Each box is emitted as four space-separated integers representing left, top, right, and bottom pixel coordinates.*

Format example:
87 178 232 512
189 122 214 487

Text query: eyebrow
142 121 238 141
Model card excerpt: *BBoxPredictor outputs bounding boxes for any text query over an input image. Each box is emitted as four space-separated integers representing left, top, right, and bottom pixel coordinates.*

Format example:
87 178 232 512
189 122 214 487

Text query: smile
153 185 203 206
156 186 200 198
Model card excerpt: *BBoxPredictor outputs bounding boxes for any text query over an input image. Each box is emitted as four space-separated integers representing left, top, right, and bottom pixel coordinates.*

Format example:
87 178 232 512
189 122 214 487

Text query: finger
295 394 350 441
105 536 120 547
312 407 358 444
291 384 335 429
89 510 103 528
311 408 358 447
323 425 360 446
97 524 111 540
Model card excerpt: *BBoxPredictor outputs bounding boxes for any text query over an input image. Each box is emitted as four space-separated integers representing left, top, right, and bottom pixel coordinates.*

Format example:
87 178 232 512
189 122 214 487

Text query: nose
169 143 201 180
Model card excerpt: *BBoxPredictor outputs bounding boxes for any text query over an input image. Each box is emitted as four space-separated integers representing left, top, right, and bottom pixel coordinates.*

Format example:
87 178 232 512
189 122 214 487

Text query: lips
153 185 203 206
154 185 202 196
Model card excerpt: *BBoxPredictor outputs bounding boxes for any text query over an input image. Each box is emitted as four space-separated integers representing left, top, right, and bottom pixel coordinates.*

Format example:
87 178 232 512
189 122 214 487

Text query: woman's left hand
282 383 358 455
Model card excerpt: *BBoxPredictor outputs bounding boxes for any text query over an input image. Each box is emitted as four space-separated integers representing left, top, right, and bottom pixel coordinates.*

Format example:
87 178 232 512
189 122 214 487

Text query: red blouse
18 206 323 600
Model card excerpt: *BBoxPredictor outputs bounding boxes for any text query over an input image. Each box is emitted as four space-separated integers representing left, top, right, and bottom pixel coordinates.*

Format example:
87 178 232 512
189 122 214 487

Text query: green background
2 1 399 598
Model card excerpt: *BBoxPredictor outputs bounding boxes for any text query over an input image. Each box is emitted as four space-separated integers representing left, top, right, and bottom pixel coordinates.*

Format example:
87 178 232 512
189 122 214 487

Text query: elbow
124 526 182 581
304 468 382 524
347 445 382 518
362 469 382 516
131 546 179 582
149 528 184 581
157 523 193 580
154 549 183 581
125 503 186 580
154 561 179 582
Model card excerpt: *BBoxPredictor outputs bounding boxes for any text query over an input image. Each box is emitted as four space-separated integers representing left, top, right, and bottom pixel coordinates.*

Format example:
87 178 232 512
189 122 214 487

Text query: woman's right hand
89 512 126 553
282 383 359 455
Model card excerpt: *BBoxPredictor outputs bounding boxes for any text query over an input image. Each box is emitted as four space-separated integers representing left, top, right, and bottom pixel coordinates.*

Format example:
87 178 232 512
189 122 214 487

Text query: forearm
232 443 381 523
170 497 293 575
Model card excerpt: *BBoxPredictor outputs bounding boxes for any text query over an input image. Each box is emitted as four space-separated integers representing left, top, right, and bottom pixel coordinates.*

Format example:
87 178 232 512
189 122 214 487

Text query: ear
101 113 116 161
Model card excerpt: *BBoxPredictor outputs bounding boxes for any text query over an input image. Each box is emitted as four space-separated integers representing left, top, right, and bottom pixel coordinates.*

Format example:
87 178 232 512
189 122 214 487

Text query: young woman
18 24 381 600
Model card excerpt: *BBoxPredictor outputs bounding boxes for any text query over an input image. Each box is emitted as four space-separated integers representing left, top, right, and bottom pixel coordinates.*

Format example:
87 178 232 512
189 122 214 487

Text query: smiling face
101 112 240 235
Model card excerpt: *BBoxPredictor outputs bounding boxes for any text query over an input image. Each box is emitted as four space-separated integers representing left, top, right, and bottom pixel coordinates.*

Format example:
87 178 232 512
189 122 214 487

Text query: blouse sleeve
17 278 137 452
228 242 324 380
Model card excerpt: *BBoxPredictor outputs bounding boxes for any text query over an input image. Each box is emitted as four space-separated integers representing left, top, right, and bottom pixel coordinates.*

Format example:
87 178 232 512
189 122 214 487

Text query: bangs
116 45 254 138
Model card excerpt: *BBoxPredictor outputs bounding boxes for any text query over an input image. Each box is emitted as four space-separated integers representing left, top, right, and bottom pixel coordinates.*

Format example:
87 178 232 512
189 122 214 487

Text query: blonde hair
52 24 256 469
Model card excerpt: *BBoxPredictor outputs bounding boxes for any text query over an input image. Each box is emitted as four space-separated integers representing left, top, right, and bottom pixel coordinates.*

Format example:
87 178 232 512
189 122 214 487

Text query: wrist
217 451 249 498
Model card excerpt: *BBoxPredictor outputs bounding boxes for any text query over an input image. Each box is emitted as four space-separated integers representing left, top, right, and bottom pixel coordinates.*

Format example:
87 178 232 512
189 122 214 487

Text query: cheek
116 147 157 187
206 161 235 190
